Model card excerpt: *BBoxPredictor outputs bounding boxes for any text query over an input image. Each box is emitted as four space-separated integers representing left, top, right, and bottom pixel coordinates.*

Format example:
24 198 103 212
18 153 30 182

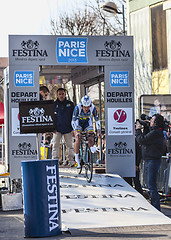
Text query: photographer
136 114 165 211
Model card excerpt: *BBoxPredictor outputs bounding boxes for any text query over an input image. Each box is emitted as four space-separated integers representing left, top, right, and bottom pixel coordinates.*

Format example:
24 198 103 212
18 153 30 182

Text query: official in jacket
52 88 75 166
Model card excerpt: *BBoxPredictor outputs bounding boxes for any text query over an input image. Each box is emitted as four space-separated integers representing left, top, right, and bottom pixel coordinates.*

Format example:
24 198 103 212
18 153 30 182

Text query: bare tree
50 0 126 36
51 9 100 36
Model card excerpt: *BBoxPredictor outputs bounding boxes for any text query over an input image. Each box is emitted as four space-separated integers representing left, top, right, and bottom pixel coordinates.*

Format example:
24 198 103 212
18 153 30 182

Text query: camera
136 114 151 127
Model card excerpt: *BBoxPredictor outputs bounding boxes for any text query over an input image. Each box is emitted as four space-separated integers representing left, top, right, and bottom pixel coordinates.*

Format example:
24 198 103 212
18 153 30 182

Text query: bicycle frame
77 132 93 183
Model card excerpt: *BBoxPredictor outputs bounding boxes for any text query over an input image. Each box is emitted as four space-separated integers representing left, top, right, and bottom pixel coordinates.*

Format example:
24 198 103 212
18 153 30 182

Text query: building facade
127 0 171 117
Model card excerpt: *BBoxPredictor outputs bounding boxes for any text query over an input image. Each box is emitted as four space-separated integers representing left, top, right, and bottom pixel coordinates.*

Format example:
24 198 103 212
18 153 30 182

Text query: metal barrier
140 156 171 195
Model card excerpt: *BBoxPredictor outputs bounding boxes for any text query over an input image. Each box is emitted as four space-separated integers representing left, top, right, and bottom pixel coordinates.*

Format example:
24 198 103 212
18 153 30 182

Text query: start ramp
59 168 171 231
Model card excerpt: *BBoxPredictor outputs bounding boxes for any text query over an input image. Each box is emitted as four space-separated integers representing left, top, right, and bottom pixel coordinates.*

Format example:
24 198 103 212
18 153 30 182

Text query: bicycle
76 132 98 183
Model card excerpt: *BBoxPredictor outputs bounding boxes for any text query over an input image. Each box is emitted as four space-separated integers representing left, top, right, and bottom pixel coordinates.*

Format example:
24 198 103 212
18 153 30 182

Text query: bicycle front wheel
85 148 93 183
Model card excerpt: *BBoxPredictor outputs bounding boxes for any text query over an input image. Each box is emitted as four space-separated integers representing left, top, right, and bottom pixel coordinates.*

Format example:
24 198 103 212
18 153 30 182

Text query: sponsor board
11 91 38 103
12 39 48 62
108 108 133 135
106 91 133 103
107 141 134 157
59 170 171 229
14 70 34 87
9 35 133 65
96 40 131 62
11 108 35 136
22 160 61 237
46 164 60 232
110 71 129 87
19 100 55 133
57 37 88 63
12 142 37 159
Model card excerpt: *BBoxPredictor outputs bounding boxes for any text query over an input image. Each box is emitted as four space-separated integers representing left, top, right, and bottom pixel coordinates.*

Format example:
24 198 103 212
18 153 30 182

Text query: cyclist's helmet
81 95 91 107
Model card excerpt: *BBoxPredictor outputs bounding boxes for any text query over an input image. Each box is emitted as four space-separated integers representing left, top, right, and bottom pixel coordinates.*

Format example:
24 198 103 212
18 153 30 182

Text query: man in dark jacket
136 114 165 211
52 88 75 166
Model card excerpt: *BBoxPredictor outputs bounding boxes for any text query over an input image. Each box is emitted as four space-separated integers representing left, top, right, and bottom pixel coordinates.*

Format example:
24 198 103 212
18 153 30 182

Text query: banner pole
36 133 41 160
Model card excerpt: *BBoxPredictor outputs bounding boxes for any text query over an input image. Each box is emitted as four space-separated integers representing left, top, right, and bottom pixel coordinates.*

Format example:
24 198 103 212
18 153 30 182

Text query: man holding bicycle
72 95 101 168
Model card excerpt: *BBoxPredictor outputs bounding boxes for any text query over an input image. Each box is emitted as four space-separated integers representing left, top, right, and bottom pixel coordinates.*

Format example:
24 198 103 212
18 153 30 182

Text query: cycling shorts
75 118 94 133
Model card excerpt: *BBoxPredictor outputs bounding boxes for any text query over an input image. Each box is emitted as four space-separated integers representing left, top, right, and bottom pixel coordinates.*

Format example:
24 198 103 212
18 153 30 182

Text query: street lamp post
101 1 126 35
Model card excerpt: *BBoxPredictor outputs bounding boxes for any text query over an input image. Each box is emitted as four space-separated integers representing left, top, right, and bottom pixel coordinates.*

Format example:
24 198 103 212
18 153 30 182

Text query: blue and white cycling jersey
72 103 101 132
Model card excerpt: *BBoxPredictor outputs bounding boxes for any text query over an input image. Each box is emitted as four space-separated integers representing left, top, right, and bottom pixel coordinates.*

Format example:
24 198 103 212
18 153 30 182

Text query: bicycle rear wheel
85 148 93 183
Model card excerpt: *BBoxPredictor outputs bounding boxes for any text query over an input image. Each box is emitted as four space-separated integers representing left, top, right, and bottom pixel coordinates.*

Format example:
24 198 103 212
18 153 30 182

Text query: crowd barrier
140 156 171 196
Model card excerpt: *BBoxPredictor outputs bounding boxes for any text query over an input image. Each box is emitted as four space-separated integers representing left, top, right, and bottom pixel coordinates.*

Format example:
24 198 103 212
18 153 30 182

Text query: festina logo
12 40 48 57
108 142 133 155
12 142 37 155
46 165 59 231
96 40 130 58
21 107 53 123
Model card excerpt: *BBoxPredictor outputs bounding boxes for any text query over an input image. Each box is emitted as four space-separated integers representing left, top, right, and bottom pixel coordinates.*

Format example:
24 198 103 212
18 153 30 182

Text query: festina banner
22 159 61 237
19 100 55 133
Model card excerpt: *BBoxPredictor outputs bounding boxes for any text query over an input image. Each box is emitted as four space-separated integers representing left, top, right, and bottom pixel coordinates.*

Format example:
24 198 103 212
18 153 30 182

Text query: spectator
160 104 171 122
166 127 171 153
39 86 49 100
52 88 75 166
149 98 161 117
136 114 165 211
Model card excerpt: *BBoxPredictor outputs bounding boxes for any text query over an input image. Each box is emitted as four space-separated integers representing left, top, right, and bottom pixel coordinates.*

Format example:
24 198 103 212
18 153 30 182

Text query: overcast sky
0 0 86 57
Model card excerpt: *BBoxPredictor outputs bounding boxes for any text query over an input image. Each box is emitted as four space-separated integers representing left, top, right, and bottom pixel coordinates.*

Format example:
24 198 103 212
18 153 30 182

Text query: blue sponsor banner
57 37 88 63
110 71 129 87
14 71 34 87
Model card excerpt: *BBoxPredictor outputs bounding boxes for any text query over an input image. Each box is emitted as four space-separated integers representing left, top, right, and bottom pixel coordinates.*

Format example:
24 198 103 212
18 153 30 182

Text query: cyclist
72 95 101 168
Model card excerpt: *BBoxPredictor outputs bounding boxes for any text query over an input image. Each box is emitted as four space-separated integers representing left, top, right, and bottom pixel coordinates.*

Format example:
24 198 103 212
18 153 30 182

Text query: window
151 4 168 71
